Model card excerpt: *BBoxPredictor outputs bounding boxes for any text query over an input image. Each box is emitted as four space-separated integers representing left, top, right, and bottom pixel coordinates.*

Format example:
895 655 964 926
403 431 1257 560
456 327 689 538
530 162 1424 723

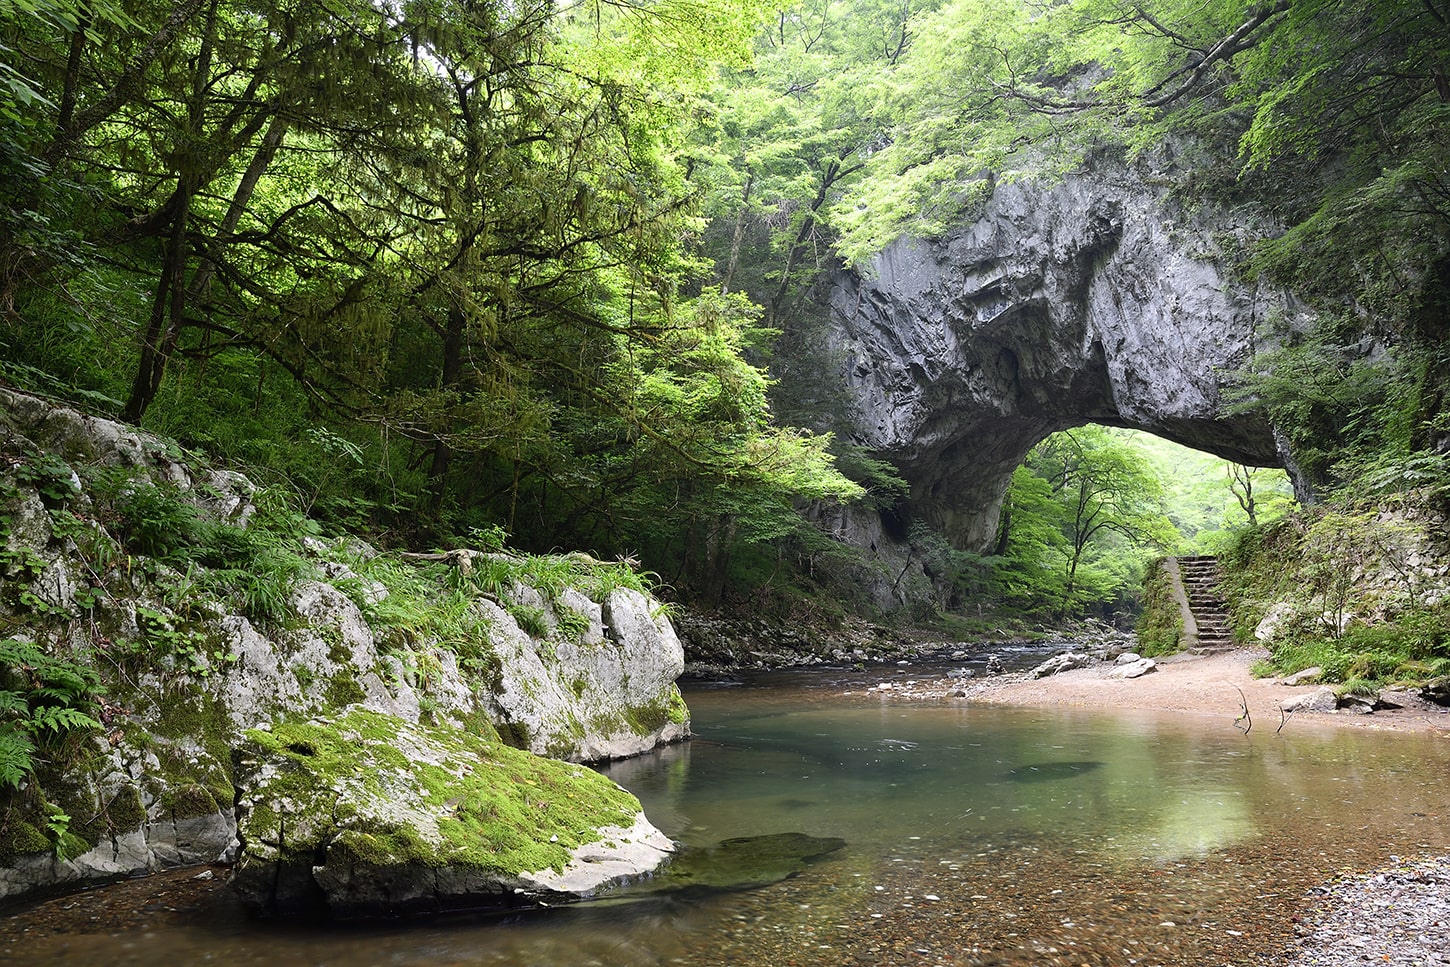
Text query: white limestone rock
1030 652 1092 679
1281 687 1340 714
1107 657 1157 679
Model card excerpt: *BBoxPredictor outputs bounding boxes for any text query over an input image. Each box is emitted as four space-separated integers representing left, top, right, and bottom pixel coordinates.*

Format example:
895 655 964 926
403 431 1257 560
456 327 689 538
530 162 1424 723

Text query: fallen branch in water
1232 685 1252 734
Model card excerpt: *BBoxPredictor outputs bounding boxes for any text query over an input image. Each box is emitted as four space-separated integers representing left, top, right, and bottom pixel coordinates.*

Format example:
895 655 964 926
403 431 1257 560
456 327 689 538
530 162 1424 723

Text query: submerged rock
1002 761 1104 783
595 831 847 903
231 709 673 918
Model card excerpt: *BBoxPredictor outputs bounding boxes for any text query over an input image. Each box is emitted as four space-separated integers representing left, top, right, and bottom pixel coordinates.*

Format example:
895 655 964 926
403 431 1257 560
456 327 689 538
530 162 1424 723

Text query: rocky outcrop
484 584 688 761
822 152 1294 550
0 386 689 906
230 709 672 917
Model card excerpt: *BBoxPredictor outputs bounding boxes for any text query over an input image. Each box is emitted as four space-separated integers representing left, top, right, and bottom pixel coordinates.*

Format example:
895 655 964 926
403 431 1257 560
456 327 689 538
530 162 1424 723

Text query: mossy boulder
231 708 673 918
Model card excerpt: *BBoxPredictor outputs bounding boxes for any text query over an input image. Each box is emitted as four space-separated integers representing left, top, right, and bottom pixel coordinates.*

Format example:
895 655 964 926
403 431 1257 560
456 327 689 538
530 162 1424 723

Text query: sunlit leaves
1001 426 1180 615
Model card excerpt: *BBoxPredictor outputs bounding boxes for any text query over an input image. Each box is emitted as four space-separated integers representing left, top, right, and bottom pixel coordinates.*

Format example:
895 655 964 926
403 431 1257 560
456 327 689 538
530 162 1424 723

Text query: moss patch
105 783 147 832
161 782 222 820
323 669 366 707
612 684 690 737
665 686 689 725
240 708 642 879
0 817 50 862
1135 558 1184 657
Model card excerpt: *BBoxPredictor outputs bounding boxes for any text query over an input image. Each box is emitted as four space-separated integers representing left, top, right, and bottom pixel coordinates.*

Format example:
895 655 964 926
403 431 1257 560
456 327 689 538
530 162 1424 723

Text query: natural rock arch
822 155 1297 551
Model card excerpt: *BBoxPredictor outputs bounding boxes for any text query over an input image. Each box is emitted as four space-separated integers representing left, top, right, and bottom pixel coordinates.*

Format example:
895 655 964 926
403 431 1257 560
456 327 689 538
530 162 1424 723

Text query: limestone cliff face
824 153 1296 549
0 387 686 905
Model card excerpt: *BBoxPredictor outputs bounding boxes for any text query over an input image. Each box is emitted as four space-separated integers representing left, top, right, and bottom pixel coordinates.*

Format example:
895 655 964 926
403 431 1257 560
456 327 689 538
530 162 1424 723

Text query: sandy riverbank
948 646 1450 735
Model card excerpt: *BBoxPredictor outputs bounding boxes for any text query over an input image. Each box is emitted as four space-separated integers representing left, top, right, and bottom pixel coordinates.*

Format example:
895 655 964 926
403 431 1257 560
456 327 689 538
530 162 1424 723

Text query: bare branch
1233 686 1252 734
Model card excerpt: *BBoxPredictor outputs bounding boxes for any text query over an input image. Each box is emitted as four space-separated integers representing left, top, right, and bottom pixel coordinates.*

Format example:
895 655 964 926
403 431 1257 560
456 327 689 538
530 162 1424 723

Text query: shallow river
12 664 1450 965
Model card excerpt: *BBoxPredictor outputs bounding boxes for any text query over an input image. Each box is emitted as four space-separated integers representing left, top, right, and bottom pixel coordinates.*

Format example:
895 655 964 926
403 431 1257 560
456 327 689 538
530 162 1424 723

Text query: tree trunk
119 0 219 424
45 0 208 164
55 2 92 137
188 113 288 303
720 173 753 294
426 307 468 511
700 513 737 607
122 183 192 424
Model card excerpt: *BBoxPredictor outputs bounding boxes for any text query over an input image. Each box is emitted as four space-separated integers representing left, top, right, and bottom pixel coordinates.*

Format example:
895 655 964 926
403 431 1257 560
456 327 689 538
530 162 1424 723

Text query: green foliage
1222 501 1450 692
0 0 867 614
84 469 315 622
1120 433 1294 550
553 605 592 642
507 604 551 640
1135 560 1184 657
130 605 238 679
0 637 102 790
993 427 1181 619
10 448 79 505
5 0 1445 626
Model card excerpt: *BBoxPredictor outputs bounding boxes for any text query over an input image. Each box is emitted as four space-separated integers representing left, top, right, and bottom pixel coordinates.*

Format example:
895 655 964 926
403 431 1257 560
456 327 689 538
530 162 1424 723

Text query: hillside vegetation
3 0 1448 631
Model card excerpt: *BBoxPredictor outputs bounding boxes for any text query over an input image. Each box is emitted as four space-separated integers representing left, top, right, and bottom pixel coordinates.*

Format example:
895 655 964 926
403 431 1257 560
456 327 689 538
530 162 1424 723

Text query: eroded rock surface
0 387 690 904
823 154 1293 549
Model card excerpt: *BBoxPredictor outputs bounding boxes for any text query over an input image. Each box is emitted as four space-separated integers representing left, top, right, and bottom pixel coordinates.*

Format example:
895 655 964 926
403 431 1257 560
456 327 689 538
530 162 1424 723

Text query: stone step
1168 554 1237 653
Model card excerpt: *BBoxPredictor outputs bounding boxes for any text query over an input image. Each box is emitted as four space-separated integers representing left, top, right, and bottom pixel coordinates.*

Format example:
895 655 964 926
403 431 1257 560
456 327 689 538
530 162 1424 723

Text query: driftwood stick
1232 685 1252 734
400 548 497 575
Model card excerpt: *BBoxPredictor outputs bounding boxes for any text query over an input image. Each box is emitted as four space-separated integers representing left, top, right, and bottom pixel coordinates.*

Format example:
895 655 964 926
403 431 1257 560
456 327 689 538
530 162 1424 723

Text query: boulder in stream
231 708 673 918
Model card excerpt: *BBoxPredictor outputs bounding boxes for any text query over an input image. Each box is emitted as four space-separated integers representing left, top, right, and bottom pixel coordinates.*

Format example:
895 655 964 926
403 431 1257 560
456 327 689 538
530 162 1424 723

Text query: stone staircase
1177 555 1235 654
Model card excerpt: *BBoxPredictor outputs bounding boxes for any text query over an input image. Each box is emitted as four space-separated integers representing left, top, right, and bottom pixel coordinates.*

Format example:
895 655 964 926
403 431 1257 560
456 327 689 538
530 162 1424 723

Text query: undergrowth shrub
0 638 102 791
1225 505 1450 691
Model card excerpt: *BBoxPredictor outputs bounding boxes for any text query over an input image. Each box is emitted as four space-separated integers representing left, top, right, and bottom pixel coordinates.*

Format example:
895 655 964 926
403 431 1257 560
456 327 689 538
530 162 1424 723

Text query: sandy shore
955 646 1450 735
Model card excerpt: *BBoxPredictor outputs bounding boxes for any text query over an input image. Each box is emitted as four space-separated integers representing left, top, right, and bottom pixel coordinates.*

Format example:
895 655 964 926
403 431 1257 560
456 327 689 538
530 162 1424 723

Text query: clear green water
11 668 1450 965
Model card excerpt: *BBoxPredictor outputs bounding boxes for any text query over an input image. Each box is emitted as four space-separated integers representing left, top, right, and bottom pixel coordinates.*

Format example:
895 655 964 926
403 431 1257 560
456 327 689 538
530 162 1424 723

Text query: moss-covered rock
1135 558 1185 656
2 387 692 906
231 708 673 917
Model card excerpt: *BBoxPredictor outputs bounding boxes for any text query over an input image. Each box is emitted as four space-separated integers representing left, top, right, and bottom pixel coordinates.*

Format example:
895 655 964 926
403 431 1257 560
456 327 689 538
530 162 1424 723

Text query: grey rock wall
824 153 1299 549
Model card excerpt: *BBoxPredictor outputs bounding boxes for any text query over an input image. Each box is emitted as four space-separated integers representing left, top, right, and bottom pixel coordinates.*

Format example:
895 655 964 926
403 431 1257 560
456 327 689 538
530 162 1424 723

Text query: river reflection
7 669 1449 966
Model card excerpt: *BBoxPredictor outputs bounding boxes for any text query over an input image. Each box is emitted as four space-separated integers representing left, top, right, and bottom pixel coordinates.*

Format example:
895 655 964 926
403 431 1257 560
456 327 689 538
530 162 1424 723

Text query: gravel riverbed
4 647 1448 965
1271 855 1450 966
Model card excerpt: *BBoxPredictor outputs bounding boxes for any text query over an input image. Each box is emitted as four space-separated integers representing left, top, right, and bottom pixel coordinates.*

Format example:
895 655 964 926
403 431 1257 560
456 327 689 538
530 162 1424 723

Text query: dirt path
958 647 1450 735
